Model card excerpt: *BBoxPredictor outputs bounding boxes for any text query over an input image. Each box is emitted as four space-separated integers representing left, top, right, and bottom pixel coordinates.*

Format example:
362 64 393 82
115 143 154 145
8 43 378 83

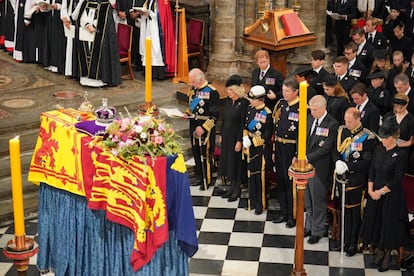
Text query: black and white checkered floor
1 181 414 276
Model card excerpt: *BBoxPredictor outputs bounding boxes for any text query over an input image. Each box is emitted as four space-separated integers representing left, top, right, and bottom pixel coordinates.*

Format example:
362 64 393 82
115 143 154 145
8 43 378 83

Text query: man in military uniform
272 77 300 228
242 85 273 215
187 68 220 190
333 107 377 256
251 49 285 111
334 56 359 94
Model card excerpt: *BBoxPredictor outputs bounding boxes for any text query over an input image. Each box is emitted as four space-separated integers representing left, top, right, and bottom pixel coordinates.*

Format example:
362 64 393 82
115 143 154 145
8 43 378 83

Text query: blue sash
342 132 368 160
247 109 268 132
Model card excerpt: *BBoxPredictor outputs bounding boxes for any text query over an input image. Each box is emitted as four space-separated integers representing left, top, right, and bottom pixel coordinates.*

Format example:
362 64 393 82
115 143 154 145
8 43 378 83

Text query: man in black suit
351 27 375 69
394 73 414 114
350 83 381 133
310 49 330 95
251 49 285 111
365 18 388 50
404 0 414 43
334 56 359 94
330 0 360 55
303 95 339 244
344 42 368 83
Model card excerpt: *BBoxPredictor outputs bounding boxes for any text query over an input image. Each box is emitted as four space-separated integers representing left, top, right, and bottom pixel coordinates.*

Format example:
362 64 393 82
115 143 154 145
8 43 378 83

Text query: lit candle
297 81 307 161
9 136 25 236
145 37 152 105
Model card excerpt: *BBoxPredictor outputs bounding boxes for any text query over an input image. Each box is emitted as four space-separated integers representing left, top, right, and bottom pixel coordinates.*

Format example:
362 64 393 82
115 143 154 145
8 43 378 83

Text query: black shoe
228 195 239 202
286 220 296 228
222 190 233 198
191 181 202 186
272 215 288 223
346 246 357 257
199 183 210 190
255 209 263 215
308 235 321 244
304 230 311 237
378 251 391 272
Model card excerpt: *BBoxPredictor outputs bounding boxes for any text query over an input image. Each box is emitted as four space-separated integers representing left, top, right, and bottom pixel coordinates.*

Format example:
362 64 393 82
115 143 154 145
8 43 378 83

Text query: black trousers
275 142 296 220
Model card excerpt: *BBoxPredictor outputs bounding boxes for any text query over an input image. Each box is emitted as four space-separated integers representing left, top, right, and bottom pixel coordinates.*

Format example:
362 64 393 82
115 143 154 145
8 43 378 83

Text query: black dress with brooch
361 144 408 251
218 97 248 182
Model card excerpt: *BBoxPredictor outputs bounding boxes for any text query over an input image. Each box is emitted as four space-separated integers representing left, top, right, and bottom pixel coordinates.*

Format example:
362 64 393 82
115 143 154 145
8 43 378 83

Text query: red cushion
117 23 131 55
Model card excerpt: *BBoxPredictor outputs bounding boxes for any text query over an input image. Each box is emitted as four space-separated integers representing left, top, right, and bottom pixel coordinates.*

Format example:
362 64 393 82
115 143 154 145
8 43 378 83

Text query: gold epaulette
202 119 215 132
187 88 195 99
207 84 217 91
362 128 378 140
272 99 282 121
264 107 271 114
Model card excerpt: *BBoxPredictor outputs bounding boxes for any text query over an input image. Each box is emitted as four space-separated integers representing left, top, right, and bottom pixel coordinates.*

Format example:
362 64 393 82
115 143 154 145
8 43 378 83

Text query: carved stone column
207 0 240 80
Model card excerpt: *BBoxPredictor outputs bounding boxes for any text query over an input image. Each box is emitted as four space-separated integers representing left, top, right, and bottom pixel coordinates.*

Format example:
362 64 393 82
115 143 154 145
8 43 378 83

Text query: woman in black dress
366 70 392 117
360 116 408 272
218 75 248 201
322 75 351 124
384 93 414 173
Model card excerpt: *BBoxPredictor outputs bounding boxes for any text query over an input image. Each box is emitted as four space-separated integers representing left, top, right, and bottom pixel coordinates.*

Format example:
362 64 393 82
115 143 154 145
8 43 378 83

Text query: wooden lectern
172 8 189 84
242 9 317 76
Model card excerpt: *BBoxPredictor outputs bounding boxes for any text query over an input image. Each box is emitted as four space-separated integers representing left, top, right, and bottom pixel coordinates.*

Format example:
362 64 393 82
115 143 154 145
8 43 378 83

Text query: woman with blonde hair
322 75 350 124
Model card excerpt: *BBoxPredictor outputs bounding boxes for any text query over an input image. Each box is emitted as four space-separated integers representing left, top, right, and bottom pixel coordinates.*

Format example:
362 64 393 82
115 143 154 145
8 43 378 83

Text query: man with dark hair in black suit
403 0 414 43
251 49 285 111
350 82 381 133
303 95 339 244
344 42 368 83
351 27 375 69
310 49 330 95
330 0 360 55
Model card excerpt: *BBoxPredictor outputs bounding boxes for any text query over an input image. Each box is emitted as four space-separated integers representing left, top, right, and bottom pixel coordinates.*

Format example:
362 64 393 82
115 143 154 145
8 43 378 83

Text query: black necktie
368 33 373 44
311 119 319 136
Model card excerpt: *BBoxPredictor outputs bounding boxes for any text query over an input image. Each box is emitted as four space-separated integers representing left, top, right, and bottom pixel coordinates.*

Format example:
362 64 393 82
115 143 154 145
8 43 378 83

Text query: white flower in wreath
140 132 148 139
133 125 143 133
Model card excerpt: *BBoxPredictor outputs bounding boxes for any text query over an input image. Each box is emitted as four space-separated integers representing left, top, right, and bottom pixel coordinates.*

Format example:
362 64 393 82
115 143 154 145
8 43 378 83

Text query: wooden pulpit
242 8 317 76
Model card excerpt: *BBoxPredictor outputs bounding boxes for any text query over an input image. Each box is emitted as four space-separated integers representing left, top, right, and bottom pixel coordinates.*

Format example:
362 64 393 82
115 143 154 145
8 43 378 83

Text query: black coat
325 95 350 124
306 113 339 182
338 73 359 94
366 86 392 116
356 42 375 69
349 60 368 83
389 35 413 63
310 67 330 95
218 97 248 181
359 101 381 133
366 31 388 49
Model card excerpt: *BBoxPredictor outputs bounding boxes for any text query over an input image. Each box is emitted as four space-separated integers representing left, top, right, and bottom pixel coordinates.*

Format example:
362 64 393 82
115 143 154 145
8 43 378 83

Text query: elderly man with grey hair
303 95 339 244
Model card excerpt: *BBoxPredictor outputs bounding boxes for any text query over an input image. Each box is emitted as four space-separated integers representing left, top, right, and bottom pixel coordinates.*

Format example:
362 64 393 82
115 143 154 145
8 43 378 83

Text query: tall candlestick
145 37 152 105
297 81 307 161
9 136 25 237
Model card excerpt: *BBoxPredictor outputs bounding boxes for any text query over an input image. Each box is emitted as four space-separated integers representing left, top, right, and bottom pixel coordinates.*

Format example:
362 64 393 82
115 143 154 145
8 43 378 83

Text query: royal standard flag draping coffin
28 110 86 196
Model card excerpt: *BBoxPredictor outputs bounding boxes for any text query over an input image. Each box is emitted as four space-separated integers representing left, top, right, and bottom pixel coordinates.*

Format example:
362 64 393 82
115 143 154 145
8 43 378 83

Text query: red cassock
157 0 176 76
